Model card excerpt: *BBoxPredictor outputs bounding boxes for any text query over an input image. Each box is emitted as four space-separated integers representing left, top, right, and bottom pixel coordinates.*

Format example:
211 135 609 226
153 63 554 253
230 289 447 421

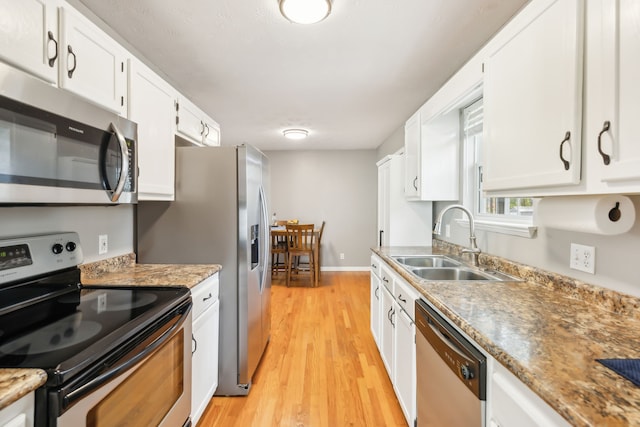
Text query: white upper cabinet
176 96 221 147
482 0 585 193
591 0 640 186
128 58 177 200
58 6 127 115
404 111 421 198
0 0 127 115
0 0 59 84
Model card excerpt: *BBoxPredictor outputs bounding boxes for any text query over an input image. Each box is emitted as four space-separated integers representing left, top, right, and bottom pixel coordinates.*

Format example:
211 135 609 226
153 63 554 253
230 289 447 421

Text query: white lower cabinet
370 255 417 427
190 273 220 426
370 255 382 349
489 357 570 427
0 393 34 427
380 284 395 378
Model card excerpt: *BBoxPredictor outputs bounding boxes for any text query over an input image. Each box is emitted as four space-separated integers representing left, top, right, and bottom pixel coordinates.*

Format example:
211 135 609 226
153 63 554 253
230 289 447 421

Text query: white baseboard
321 266 370 272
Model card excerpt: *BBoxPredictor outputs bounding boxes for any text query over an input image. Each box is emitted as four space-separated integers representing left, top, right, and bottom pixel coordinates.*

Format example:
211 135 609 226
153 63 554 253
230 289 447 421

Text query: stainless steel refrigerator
136 144 271 396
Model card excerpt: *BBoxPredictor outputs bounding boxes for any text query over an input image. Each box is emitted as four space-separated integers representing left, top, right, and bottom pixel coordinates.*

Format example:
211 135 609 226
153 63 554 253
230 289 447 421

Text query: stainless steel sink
410 267 494 281
393 255 460 268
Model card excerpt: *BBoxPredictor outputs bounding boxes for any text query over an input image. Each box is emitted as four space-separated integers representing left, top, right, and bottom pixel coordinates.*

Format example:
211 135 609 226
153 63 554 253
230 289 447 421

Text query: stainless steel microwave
0 62 137 205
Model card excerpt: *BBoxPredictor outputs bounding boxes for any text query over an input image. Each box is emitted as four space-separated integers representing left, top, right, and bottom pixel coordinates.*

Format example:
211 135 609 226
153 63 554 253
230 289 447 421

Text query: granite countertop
0 254 222 410
0 369 47 410
80 253 222 289
374 244 640 427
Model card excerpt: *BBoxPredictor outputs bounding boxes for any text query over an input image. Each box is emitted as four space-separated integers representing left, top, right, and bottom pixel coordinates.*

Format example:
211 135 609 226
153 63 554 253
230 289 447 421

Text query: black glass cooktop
0 268 189 384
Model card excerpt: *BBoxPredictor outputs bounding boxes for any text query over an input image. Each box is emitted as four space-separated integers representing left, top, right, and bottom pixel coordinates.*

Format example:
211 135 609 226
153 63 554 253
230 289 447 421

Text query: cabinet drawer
191 273 219 320
370 255 381 278
394 277 419 320
380 264 394 292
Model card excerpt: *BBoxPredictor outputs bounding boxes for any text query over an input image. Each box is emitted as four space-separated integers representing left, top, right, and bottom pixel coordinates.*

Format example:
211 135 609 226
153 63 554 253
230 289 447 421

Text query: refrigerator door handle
258 185 269 293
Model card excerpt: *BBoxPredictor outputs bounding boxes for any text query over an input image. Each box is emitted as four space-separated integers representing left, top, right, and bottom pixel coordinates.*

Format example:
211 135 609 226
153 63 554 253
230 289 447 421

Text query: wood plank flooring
197 271 407 427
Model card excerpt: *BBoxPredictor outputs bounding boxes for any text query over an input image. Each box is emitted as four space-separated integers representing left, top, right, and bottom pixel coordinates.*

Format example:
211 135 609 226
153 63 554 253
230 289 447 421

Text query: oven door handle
63 303 191 407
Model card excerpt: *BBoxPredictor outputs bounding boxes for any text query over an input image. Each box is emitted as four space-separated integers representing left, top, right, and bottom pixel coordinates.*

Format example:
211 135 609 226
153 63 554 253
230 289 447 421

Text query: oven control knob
460 365 474 380
52 243 64 255
66 241 77 252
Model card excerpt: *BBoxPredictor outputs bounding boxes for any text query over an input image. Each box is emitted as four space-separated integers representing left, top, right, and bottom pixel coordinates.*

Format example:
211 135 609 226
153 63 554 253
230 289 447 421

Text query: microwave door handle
108 122 130 202
62 304 191 407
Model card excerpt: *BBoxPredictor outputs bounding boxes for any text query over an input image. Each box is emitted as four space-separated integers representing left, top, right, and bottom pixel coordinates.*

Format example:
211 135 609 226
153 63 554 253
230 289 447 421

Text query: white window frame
460 98 537 238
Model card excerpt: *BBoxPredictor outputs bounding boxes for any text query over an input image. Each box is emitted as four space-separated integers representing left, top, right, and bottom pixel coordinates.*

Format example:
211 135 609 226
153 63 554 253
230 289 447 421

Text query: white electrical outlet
340 253 345 260
570 243 595 274
98 234 108 255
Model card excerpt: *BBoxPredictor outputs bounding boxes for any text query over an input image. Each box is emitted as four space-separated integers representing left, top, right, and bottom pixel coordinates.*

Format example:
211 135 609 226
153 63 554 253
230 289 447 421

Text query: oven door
51 306 191 427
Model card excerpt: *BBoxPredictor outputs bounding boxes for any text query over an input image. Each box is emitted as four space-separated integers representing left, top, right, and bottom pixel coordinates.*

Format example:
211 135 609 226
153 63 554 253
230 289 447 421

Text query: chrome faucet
433 204 481 267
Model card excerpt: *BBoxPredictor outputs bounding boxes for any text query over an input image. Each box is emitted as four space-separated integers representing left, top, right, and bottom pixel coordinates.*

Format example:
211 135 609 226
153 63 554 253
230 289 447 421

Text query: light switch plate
570 243 595 274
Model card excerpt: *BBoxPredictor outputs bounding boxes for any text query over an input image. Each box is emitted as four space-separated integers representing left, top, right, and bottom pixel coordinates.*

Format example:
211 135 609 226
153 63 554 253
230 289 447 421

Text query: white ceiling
77 0 528 151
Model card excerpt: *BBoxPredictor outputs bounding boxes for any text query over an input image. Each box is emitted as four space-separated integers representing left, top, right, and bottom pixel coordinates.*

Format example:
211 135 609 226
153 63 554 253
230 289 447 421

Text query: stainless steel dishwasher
415 299 487 427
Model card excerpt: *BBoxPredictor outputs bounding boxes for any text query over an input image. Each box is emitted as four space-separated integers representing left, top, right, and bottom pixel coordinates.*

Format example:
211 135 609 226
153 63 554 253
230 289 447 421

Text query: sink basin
393 255 460 268
410 267 500 281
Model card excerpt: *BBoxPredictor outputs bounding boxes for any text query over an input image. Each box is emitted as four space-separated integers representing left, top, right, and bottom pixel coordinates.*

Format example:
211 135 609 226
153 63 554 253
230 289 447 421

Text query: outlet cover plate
570 243 595 274
99 234 108 255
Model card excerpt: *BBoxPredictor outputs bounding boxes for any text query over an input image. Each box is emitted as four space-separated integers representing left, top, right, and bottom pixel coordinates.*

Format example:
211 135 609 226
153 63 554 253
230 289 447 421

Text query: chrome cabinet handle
413 176 418 190
204 123 210 138
387 307 393 321
382 276 389 284
374 286 379 299
200 121 206 136
47 31 58 67
398 294 407 304
67 45 77 78
192 334 197 355
559 131 571 170
390 309 395 327
597 121 611 165
202 292 213 302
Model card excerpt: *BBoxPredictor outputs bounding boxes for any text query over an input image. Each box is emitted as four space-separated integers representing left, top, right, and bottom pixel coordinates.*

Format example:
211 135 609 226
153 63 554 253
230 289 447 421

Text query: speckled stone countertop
80 253 221 289
0 254 221 410
373 242 640 427
0 369 46 410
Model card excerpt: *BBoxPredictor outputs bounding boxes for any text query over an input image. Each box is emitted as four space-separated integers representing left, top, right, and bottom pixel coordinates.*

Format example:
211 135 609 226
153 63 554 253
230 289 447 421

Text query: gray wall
435 197 640 298
0 205 134 263
265 150 377 270
377 125 404 161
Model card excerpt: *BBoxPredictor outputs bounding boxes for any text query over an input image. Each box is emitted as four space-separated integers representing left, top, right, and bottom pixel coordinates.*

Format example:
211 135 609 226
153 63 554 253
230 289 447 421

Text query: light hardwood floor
197 271 407 427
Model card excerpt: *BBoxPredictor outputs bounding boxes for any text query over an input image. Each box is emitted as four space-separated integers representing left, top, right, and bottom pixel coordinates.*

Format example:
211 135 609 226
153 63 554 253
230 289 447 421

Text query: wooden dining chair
285 223 315 287
314 221 325 286
271 230 288 276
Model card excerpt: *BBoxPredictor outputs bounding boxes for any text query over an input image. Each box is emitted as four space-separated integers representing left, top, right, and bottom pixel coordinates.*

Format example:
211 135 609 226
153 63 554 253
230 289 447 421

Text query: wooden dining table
270 226 322 286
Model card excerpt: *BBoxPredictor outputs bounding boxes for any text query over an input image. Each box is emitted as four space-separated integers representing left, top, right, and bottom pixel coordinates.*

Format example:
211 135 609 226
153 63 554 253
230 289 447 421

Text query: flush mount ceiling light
279 0 332 24
283 129 309 140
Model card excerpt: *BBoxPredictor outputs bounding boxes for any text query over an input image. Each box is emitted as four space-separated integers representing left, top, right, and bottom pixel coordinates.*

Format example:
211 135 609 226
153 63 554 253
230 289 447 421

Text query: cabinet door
377 158 390 246
176 96 205 145
203 118 221 146
58 6 126 114
0 0 58 83
490 362 570 427
191 300 219 426
128 59 176 201
394 308 416 427
370 266 382 349
404 111 421 199
0 393 34 427
380 286 395 378
483 0 584 193
595 0 640 184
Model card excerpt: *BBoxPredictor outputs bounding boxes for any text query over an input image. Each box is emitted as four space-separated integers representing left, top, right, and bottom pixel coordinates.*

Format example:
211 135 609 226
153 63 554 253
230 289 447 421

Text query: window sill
455 218 537 238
